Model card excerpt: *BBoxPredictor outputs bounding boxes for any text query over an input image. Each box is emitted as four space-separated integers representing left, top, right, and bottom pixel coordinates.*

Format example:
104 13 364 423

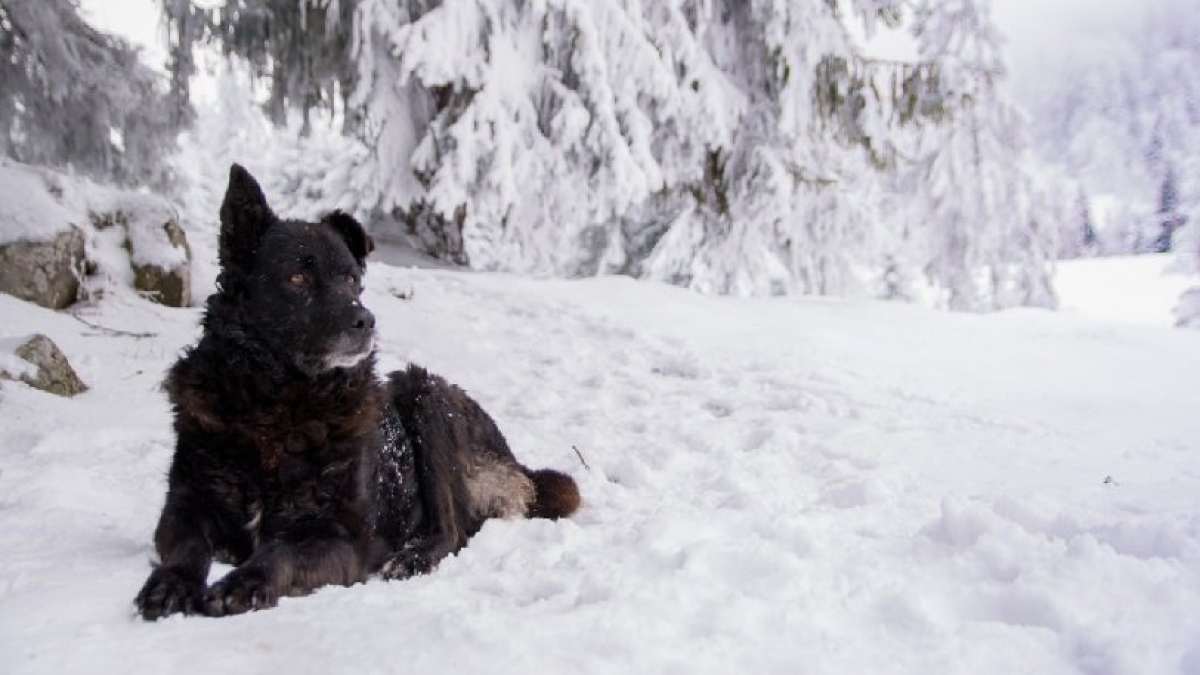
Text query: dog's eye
289 272 307 287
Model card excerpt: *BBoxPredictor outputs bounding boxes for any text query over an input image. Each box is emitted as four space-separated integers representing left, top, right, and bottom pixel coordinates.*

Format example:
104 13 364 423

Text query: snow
97 193 188 271
1055 254 1197 327
0 160 81 245
1 255 1198 674
0 159 188 306
1178 287 1200 329
142 1 1061 308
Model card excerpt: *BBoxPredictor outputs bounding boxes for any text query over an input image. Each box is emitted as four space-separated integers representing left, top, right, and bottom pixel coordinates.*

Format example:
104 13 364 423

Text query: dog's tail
524 468 581 519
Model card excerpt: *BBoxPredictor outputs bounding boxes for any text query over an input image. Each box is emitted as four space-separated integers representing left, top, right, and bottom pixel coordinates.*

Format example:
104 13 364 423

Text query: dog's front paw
135 566 203 620
379 543 436 580
201 567 277 617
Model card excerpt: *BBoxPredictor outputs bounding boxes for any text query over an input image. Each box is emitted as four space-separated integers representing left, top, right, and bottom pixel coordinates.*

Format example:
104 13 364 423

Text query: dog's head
216 164 376 376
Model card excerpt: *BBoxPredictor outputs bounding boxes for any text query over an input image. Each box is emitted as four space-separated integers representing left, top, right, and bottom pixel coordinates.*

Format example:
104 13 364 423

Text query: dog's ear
323 211 374 268
219 164 275 275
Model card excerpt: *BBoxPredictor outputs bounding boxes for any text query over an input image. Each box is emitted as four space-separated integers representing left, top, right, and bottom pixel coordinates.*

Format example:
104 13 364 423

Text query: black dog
135 165 580 619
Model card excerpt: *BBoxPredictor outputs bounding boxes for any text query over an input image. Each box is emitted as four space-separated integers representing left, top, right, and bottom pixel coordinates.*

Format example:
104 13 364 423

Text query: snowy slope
0 260 1198 675
1055 253 1197 327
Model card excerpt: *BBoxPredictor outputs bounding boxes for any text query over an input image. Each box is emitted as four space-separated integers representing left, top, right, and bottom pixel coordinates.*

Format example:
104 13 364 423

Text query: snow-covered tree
163 0 1058 309
1015 0 1200 259
1153 163 1186 253
170 60 367 297
0 0 180 186
1058 187 1098 259
897 0 1056 310
1175 286 1200 329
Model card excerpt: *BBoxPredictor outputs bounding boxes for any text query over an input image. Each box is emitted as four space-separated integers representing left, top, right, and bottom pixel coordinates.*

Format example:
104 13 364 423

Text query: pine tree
162 0 1058 309
172 63 275 234
906 0 1056 309
1016 0 1200 258
1079 189 1099 254
1155 163 1186 253
1176 286 1200 329
1058 187 1098 259
0 0 181 186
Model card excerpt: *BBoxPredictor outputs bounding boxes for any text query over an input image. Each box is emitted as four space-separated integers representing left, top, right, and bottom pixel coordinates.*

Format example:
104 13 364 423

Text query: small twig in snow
572 445 591 471
71 313 157 339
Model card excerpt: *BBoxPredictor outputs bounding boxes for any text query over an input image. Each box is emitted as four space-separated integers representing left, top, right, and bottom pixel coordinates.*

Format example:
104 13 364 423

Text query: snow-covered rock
0 227 86 309
0 160 193 308
0 333 87 397
89 195 193 308
0 161 86 308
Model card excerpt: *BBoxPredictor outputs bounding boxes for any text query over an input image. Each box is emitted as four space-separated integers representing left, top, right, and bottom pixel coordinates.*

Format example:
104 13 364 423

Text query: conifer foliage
0 0 179 186
164 0 1058 310
1016 0 1200 260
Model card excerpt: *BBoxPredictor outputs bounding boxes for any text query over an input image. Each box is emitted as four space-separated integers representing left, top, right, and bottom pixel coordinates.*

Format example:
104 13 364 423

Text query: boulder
91 199 193 307
0 227 85 309
0 334 88 397
0 159 194 310
132 216 192 308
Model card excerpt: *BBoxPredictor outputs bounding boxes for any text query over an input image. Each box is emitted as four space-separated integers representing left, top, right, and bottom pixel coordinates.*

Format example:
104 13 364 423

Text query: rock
0 334 88 397
0 160 193 309
133 258 191 307
125 209 192 308
89 196 193 307
0 227 85 309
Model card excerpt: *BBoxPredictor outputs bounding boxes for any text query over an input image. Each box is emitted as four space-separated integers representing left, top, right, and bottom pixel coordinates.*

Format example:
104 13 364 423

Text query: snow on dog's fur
135 165 579 619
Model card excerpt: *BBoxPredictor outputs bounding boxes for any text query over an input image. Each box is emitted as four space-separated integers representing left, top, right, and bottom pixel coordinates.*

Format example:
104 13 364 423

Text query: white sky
991 0 1152 75
79 0 167 71
852 0 1152 64
842 0 1157 106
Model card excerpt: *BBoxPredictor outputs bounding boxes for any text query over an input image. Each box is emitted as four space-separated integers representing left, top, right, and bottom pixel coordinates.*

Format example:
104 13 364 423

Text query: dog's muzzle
323 331 376 370
322 304 376 370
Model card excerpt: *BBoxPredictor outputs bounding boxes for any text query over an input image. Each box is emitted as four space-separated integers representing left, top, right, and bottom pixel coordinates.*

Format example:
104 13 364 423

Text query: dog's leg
201 535 365 616
379 493 464 579
384 365 561 579
378 404 468 578
135 495 214 620
379 368 468 579
201 464 372 617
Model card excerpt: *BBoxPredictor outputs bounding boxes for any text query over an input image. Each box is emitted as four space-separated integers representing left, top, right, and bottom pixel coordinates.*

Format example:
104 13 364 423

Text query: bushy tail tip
526 469 581 519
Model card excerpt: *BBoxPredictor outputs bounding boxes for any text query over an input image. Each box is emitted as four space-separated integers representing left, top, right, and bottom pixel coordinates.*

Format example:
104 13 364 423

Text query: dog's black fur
135 165 580 619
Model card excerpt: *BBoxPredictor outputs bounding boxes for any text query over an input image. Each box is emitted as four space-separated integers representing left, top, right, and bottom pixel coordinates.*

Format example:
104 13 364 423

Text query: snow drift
0 254 1196 674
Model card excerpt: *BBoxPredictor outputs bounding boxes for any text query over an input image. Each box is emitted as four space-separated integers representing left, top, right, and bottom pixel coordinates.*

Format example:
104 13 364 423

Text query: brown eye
290 272 307 286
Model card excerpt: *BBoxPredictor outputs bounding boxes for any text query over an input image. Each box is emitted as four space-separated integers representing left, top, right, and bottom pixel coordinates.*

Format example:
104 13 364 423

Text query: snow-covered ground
1055 254 1197 327
1 256 1198 675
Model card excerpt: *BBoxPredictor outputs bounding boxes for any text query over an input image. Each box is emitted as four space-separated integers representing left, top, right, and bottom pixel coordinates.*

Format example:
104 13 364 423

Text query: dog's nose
353 307 375 331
